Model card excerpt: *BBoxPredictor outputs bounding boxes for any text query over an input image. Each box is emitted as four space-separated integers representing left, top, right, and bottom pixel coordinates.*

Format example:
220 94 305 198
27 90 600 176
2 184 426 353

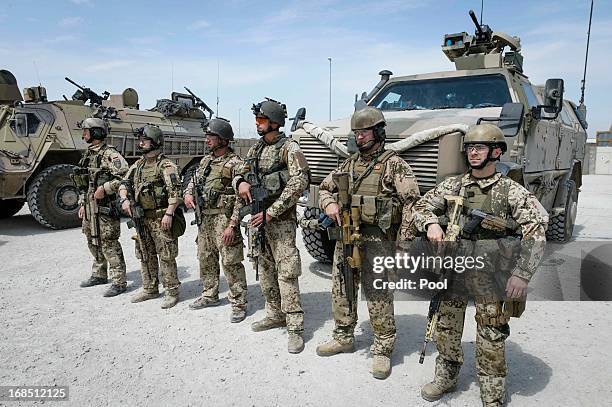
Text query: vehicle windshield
371 74 511 111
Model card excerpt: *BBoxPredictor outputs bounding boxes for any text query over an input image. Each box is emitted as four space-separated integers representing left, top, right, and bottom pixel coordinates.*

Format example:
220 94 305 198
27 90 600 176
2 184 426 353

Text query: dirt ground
1 174 611 406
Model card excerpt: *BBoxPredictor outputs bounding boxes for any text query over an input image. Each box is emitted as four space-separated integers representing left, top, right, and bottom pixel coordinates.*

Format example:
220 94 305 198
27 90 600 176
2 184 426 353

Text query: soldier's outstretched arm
507 182 549 282
266 141 310 218
385 157 421 240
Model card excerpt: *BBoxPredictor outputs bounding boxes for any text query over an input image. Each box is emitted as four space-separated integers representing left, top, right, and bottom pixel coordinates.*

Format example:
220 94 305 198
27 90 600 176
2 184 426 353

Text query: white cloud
84 60 136 73
70 0 91 4
59 16 84 27
188 20 210 31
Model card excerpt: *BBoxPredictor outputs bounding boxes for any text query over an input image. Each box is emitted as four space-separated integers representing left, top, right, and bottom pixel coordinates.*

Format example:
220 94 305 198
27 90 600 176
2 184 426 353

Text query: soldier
184 118 248 323
233 98 310 354
413 124 548 406
315 107 421 379
118 125 185 309
76 117 129 297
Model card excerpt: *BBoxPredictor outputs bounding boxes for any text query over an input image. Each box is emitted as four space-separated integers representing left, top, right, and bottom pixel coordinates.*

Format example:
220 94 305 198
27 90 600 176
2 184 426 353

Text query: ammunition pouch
261 169 289 198
138 184 168 210
342 194 402 232
98 205 120 220
71 168 89 191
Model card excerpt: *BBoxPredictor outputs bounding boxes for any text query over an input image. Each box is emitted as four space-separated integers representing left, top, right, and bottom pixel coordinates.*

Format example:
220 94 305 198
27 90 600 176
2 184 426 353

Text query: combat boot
421 359 460 402
189 296 220 310
372 355 391 380
103 284 126 297
161 292 179 309
131 290 160 303
230 309 246 323
251 317 286 332
287 333 305 354
315 339 355 357
80 276 108 288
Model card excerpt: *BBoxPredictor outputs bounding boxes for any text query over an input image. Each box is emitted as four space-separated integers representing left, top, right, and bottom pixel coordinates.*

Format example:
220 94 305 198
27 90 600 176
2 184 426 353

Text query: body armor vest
345 149 402 233
250 135 290 207
198 153 236 211
134 155 169 210
459 177 511 240
75 143 116 206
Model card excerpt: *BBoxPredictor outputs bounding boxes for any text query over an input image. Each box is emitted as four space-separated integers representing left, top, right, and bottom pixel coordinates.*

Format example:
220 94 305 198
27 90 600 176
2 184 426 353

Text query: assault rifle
87 168 102 262
123 180 148 261
326 172 362 314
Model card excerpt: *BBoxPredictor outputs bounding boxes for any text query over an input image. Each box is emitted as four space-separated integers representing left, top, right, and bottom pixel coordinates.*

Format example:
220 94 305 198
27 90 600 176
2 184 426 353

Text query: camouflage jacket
77 142 129 205
120 152 182 208
184 150 244 223
412 171 549 281
318 145 421 239
233 132 310 220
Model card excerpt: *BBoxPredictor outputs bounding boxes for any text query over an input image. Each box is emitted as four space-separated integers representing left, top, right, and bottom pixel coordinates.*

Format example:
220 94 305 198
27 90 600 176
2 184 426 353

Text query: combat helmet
252 98 287 127
464 123 507 152
81 117 108 140
350 106 386 131
136 124 164 148
204 117 234 141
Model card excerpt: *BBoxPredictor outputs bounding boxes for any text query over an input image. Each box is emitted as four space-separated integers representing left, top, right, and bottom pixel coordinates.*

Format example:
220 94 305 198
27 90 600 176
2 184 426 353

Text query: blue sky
1 0 610 137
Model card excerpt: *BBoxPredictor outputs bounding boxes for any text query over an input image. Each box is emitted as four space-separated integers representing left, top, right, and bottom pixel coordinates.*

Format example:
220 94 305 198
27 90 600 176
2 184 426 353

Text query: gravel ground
1 174 611 406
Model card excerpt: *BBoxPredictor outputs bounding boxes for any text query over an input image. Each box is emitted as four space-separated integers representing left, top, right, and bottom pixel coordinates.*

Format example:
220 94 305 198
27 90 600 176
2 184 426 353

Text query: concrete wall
595 146 612 175
233 138 258 158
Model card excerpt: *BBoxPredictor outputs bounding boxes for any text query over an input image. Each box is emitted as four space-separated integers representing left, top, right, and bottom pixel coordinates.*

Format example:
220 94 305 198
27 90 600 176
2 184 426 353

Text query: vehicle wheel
27 164 81 229
546 180 578 243
301 206 335 264
0 199 25 219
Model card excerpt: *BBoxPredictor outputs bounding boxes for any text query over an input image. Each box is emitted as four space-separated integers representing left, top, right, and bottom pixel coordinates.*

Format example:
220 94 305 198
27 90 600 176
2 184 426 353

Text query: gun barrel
468 10 484 35
65 77 84 90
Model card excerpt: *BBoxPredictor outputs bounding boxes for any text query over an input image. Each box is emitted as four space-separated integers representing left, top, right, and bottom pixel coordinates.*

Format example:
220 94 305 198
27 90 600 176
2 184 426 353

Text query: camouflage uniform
233 132 310 334
413 171 548 405
121 154 183 296
184 151 247 311
318 145 421 356
78 142 129 288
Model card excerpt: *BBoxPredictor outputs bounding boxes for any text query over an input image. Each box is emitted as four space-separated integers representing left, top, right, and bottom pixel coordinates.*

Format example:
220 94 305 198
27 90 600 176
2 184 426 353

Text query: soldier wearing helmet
118 124 185 309
316 106 421 379
76 117 129 297
183 118 248 323
412 123 549 405
232 98 310 353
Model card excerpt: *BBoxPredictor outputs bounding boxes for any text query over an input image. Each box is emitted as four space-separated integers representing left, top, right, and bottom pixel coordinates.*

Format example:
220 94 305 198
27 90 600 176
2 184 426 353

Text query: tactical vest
250 135 290 207
74 144 117 206
197 153 236 212
133 155 170 210
345 149 402 233
458 176 511 240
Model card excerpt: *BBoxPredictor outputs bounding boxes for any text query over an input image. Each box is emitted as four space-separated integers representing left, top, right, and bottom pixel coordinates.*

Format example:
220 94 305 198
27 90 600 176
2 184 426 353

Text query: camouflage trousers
256 219 304 334
435 298 509 405
331 240 396 357
197 213 247 310
82 214 126 287
134 216 180 295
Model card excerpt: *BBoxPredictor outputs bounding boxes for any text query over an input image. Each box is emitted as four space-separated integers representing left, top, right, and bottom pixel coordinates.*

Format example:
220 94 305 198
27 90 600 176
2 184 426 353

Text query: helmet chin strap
357 139 376 152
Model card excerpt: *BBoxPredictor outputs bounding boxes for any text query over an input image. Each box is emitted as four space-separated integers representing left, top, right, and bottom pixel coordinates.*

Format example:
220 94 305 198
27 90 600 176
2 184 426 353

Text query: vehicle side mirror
476 102 524 137
290 107 306 133
543 78 564 114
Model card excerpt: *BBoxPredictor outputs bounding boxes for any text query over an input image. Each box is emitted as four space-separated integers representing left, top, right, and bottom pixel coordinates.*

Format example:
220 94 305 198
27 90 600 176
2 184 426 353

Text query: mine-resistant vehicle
294 11 587 263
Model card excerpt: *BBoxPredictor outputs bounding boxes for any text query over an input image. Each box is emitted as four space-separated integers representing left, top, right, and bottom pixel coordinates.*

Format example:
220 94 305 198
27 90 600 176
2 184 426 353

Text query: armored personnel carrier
0 71 213 228
294 11 587 263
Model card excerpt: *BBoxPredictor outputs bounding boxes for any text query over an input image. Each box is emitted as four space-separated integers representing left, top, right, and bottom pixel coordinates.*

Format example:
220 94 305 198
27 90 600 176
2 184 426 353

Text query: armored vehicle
0 71 213 228
294 11 587 263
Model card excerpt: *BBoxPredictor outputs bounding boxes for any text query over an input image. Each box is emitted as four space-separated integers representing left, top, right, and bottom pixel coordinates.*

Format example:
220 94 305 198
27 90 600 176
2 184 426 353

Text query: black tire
0 199 25 219
301 206 335 264
546 180 578 243
27 164 81 229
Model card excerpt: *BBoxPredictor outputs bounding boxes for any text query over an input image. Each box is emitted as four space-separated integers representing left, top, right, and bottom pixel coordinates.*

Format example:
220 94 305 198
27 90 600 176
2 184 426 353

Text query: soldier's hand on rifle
78 205 85 219
184 193 196 209
94 186 106 200
121 199 132 217
427 223 445 242
161 213 173 230
238 181 252 204
250 211 271 227
222 224 236 246
505 275 528 299
325 202 342 225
